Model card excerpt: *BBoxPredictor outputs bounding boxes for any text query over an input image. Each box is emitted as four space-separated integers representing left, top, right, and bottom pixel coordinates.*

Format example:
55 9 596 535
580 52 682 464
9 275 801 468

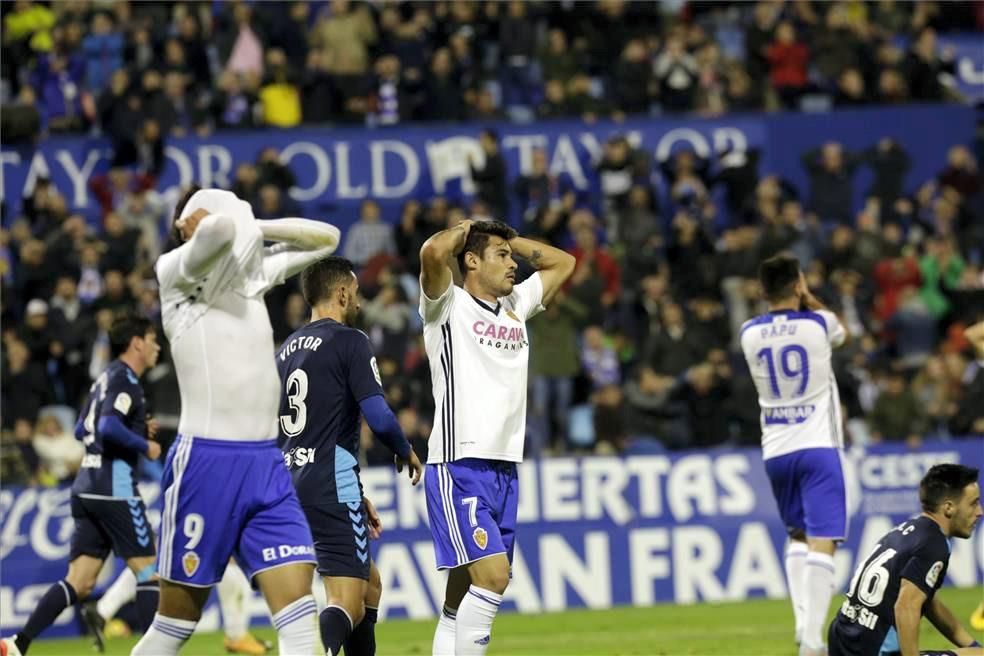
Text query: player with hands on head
418 218 575 655
131 187 340 656
276 256 422 656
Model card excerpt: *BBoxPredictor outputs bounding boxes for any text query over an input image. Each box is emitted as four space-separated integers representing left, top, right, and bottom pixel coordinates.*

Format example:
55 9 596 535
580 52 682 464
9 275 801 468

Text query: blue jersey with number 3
276 319 384 506
739 309 847 459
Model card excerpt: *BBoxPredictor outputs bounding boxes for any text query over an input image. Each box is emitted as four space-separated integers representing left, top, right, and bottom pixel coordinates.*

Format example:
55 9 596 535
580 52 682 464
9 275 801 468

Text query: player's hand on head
396 451 423 486
146 440 162 461
363 496 383 539
146 416 159 442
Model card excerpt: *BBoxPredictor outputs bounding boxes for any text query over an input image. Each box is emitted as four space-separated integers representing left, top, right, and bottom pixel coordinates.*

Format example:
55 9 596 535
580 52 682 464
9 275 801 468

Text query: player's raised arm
174 211 236 281
508 236 576 306
419 219 473 299
895 579 928 656
259 217 341 283
925 596 981 649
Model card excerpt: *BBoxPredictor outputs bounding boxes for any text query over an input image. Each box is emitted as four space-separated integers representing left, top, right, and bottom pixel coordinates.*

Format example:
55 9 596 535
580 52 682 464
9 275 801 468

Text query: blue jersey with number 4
276 319 384 506
739 309 846 460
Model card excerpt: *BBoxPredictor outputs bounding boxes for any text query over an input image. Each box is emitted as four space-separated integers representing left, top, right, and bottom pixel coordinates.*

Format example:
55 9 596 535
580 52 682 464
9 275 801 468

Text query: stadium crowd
2 1 984 487
1 0 980 143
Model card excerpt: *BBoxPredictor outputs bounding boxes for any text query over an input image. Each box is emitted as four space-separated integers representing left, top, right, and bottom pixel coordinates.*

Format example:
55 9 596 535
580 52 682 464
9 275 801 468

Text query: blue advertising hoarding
0 104 975 233
2 439 982 637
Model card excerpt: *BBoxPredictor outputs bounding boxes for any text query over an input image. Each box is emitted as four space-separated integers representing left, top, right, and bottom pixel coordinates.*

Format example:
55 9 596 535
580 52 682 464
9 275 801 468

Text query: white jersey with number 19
739 309 847 460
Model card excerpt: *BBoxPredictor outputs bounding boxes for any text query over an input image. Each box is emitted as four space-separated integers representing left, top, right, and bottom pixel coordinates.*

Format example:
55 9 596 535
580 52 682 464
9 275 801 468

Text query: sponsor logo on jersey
81 454 102 469
283 447 316 469
473 527 488 550
839 601 878 631
925 560 944 587
262 544 316 562
182 551 199 577
471 320 529 351
113 393 132 415
763 404 816 425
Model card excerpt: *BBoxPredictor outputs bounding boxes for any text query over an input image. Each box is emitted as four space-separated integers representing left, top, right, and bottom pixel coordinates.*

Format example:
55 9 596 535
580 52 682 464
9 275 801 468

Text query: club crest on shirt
505 309 520 322
182 551 200 577
925 560 944 587
473 527 488 550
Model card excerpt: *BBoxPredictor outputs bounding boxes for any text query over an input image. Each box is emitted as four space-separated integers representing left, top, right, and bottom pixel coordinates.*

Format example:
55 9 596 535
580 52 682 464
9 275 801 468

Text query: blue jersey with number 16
739 309 847 460
276 318 385 507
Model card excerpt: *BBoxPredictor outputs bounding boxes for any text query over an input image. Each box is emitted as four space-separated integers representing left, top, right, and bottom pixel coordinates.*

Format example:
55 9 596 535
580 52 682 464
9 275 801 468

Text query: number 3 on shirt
756 345 810 399
280 369 309 437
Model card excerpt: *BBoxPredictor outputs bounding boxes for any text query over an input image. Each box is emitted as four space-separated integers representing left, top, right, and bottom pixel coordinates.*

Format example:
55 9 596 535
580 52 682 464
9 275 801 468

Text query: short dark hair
300 256 356 307
920 464 979 513
758 253 801 303
165 184 202 251
457 221 517 273
109 314 154 358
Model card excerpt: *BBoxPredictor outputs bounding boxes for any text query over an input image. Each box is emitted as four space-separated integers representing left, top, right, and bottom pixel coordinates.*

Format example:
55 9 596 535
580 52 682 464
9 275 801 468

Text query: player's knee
67 574 97 599
472 566 509 594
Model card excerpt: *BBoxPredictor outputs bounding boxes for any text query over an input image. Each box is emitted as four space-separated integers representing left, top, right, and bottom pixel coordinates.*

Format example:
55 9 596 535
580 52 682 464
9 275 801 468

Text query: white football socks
272 595 318 656
217 563 251 640
130 614 196 655
432 606 457 656
802 551 836 650
785 541 809 643
454 585 502 655
97 568 137 621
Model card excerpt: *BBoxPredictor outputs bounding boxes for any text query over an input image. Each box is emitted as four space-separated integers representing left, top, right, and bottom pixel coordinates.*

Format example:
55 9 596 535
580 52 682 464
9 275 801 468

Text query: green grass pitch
23 587 983 655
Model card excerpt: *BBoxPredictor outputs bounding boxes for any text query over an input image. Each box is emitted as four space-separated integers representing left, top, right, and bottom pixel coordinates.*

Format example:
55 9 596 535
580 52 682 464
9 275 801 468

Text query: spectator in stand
15 239 57 303
421 47 465 122
623 365 687 449
499 0 538 110
101 212 141 273
175 9 212 89
32 411 84 485
31 51 88 132
614 39 655 116
514 148 555 222
2 336 49 427
567 73 609 122
864 138 910 208
254 184 301 221
801 142 862 224
570 224 620 314
644 301 704 377
81 11 123 94
834 68 871 107
581 325 621 391
343 200 396 268
218 2 265 79
528 290 586 454
937 146 981 198
370 54 414 126
873 253 921 324
259 48 301 128
538 28 579 86
877 68 910 104
905 28 955 102
160 72 209 138
256 147 297 191
312 0 377 78
868 368 928 447
654 34 698 113
213 71 258 130
469 129 509 221
48 274 92 406
678 361 731 448
766 21 810 110
538 79 570 119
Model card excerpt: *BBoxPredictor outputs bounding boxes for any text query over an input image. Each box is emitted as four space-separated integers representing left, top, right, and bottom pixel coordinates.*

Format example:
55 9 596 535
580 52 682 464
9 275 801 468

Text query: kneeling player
277 257 423 656
828 464 983 656
3 316 162 656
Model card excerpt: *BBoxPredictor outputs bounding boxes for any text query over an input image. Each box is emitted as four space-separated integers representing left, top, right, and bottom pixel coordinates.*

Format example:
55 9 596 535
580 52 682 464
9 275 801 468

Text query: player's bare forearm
419 220 472 299
926 597 977 647
509 236 576 305
896 581 928 656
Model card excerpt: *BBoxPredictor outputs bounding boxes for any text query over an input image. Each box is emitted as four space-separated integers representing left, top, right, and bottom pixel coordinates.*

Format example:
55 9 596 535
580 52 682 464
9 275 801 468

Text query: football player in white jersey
130 187 340 656
418 219 574 655
740 253 850 656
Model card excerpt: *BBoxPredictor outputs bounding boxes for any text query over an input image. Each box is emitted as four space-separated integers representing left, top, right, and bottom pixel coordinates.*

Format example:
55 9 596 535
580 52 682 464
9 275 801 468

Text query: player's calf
131 580 210 655
454 554 510 656
256 563 318 656
125 555 159 632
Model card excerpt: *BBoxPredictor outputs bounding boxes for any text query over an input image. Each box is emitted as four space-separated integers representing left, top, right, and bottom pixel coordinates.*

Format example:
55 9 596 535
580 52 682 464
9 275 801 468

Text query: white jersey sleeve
817 309 847 348
418 280 456 325
504 271 545 321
